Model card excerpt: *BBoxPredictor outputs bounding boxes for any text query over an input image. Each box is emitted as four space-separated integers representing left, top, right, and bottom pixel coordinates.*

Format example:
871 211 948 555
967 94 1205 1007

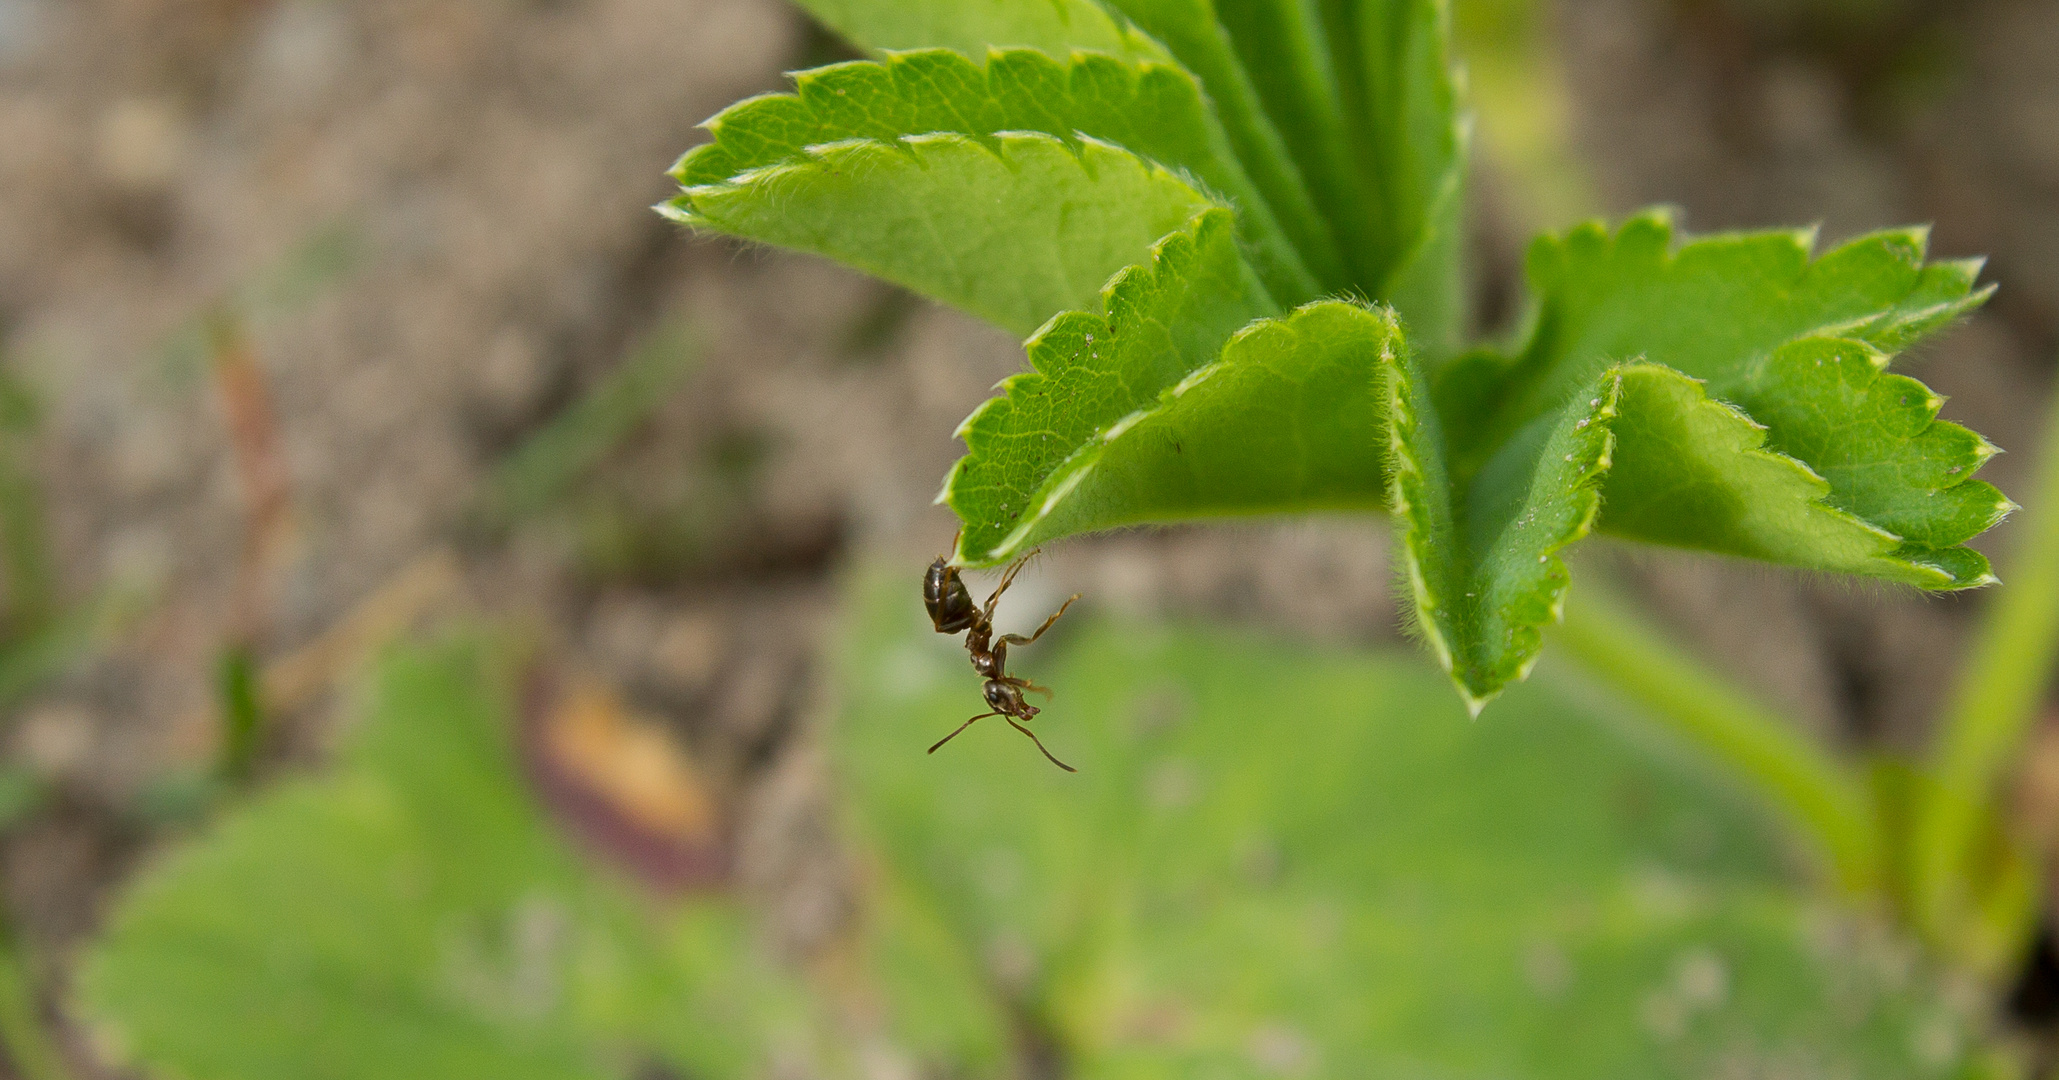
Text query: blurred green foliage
73 569 2009 1077
837 569 1986 1077
79 638 820 1080
1450 0 1593 232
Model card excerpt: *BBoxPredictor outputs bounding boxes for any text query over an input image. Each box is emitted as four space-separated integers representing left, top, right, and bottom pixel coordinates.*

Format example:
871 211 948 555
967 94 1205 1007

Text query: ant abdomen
923 556 981 635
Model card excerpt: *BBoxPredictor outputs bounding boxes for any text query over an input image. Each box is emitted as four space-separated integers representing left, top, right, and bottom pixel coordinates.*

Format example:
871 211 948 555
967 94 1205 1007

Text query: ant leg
1006 717 1076 772
982 548 1040 619
997 593 1080 649
1004 676 1053 699
929 712 998 754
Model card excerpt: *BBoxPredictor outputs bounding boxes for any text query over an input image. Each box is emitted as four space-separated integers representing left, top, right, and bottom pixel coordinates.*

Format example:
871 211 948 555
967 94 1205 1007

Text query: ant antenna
1006 717 1076 772
929 712 996 754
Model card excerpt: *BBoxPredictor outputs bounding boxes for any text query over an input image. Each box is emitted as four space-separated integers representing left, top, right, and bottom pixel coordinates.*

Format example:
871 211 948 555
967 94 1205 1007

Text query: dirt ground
0 0 2055 1074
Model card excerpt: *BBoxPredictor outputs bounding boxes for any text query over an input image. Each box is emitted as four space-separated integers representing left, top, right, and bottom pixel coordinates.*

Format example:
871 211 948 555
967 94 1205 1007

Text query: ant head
983 679 1034 717
924 556 980 634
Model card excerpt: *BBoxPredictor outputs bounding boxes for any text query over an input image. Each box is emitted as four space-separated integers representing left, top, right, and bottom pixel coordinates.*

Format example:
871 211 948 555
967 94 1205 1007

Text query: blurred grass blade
1913 384 2059 965
0 916 74 1080
481 320 699 524
0 363 53 635
0 588 137 715
0 767 46 832
235 218 362 318
1553 582 1883 897
153 219 365 387
215 644 264 785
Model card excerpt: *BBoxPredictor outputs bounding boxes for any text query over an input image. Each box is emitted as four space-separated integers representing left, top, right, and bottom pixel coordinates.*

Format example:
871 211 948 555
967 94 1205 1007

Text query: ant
923 546 1080 771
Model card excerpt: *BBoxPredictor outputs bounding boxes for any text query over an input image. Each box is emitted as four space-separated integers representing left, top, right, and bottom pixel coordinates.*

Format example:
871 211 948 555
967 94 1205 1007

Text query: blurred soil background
0 0 2054 1073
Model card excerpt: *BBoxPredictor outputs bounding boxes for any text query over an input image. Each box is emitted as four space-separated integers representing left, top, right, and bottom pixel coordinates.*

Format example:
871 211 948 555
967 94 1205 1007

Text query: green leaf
1388 212 2005 704
941 212 1405 567
788 0 1352 294
1339 0 1469 351
836 570 1980 1079
78 639 812 1080
1598 363 1961 587
1390 351 1616 711
1400 352 1999 708
1452 211 1992 466
666 130 1220 338
794 0 1171 66
666 2 2011 720
957 298 1401 566
1721 336 2012 556
1100 0 1353 292
1225 0 1469 347
945 209 1274 563
1209 0 1377 282
672 48 1319 305
85 783 614 1080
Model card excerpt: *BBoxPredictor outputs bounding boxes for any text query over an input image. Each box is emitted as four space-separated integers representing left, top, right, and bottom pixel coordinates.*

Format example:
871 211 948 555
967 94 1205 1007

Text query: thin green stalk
1554 584 1883 897
1912 387 2059 957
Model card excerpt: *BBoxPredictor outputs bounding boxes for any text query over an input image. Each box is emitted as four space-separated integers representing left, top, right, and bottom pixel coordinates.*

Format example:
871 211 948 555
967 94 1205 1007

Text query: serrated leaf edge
1391 367 1622 714
662 129 1221 227
663 47 1320 303
1395 348 1992 710
1706 335 2011 583
950 298 1397 567
939 208 1267 565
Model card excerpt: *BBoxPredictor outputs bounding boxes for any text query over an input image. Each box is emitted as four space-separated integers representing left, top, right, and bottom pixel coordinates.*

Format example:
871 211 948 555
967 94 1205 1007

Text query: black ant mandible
922 544 1080 771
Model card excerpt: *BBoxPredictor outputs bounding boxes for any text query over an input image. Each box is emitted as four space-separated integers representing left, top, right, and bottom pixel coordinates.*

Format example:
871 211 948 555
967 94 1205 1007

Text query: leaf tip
1794 220 1824 254
1456 682 1497 718
1630 204 1678 231
1895 221 1933 256
665 146 698 183
653 197 696 225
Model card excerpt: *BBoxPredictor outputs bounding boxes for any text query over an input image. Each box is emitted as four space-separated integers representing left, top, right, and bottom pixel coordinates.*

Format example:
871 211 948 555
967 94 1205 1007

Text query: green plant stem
1912 386 2059 951
1554 584 1883 897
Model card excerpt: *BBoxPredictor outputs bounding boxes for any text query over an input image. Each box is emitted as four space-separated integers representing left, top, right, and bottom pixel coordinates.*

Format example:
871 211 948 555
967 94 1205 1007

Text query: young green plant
664 0 2036 979
664 1 2006 715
